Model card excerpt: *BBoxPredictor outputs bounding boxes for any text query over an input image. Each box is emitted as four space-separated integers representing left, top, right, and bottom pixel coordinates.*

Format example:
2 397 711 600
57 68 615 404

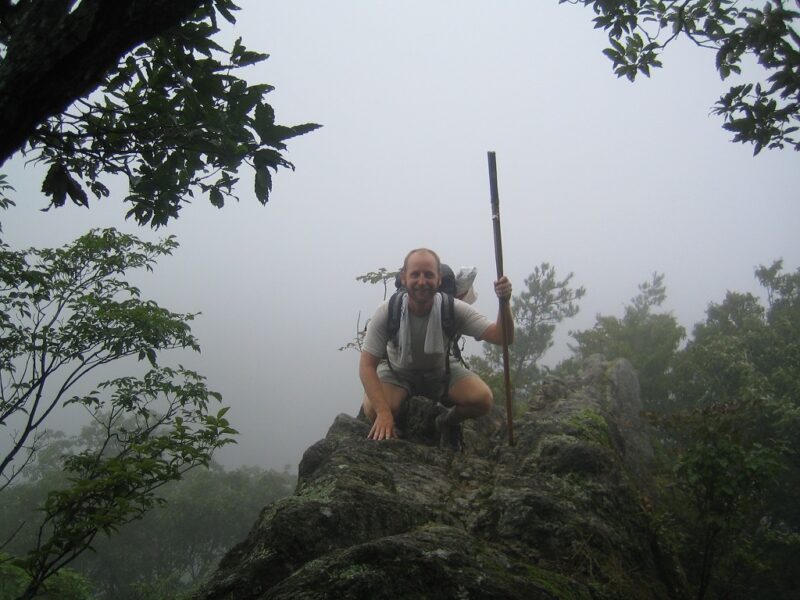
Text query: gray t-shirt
362 295 493 371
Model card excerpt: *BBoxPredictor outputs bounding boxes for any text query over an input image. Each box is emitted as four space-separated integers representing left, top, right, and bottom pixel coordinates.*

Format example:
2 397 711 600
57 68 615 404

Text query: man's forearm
359 359 391 417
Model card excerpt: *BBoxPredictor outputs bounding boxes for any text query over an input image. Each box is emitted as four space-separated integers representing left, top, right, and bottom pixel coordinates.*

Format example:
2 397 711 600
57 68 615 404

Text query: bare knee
470 384 493 416
362 384 408 421
476 386 493 415
448 376 493 419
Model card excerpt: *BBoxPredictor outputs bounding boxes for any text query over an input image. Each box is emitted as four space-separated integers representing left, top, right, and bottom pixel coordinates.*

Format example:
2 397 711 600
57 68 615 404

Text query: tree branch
0 0 207 166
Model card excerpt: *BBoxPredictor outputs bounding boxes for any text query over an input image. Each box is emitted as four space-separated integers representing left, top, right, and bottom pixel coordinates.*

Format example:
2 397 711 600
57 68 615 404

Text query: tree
0 555 91 600
655 398 789 599
653 261 800 598
571 273 685 411
562 0 800 154
671 260 800 411
471 262 585 404
671 290 769 410
74 464 295 600
339 268 400 353
755 259 800 402
0 228 237 599
1 3 305 595
0 445 296 600
0 0 319 227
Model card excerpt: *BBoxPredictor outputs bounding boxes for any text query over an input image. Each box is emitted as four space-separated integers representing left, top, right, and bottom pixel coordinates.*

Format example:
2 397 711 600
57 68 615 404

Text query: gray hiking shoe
435 412 463 452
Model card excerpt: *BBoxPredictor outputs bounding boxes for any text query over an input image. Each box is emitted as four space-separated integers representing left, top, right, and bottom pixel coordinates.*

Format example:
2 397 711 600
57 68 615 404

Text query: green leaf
209 187 225 208
234 50 269 67
40 163 89 209
602 48 623 64
285 122 322 140
254 169 272 204
217 2 238 25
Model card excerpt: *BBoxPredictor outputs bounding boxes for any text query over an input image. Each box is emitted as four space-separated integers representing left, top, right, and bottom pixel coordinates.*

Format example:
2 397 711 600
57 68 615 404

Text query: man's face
402 251 441 306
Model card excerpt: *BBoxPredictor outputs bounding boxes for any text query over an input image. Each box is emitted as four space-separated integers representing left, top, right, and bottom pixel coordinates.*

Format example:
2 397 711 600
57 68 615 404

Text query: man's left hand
494 276 512 300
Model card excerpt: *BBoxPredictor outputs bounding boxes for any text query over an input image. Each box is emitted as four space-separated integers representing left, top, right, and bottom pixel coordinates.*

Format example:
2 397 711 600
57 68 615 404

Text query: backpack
386 263 466 369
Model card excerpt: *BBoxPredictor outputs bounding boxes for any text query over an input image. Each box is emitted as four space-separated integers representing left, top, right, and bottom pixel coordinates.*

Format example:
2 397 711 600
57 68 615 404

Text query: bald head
402 248 441 274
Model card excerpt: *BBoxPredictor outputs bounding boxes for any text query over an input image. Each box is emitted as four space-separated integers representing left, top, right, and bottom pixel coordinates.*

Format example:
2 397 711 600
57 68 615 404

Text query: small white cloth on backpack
397 293 445 368
455 266 478 305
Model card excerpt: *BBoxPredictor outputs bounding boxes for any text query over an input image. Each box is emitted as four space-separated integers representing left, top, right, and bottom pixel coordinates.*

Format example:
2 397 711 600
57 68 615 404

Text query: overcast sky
3 0 798 471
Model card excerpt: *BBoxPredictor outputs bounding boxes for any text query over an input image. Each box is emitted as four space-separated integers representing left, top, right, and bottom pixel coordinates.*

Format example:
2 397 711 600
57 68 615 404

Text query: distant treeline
1 460 296 600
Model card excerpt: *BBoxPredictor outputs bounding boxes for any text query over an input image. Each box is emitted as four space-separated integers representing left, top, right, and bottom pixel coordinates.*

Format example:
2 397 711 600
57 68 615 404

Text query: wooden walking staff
487 151 514 446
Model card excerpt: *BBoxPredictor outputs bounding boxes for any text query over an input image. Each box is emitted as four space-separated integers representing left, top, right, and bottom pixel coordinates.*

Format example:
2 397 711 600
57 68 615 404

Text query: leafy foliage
570 273 685 411
0 555 91 600
756 259 800 401
471 263 585 403
78 463 294 600
671 260 800 412
654 398 790 599
356 268 401 300
650 260 800 598
0 1 319 226
339 268 400 353
671 290 768 409
2 228 191 484
0 175 13 213
0 228 236 598
561 0 800 154
0 2 308 596
0 452 295 600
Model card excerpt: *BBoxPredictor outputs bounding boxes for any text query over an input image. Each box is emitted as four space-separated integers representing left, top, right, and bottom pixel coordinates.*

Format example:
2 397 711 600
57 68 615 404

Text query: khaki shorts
376 360 478 403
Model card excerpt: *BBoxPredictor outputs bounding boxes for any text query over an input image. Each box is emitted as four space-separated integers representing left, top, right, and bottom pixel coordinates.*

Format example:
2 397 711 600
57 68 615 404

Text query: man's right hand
368 410 396 440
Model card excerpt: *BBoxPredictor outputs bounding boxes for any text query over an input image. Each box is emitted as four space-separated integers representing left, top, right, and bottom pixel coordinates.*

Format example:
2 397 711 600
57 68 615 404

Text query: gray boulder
194 357 687 599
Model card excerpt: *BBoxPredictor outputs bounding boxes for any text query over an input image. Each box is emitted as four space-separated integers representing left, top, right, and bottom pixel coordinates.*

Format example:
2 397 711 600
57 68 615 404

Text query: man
359 248 513 446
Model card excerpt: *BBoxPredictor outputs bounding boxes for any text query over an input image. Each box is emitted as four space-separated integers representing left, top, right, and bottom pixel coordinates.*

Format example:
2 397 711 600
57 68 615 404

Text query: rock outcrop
195 357 687 599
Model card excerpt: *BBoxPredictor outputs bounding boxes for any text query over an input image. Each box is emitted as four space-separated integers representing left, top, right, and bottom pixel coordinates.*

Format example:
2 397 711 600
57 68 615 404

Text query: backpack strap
440 292 456 339
440 293 468 368
386 290 405 344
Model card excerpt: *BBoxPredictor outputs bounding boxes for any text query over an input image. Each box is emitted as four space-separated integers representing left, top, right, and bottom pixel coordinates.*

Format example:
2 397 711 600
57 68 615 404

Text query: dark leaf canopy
562 0 800 154
0 0 320 226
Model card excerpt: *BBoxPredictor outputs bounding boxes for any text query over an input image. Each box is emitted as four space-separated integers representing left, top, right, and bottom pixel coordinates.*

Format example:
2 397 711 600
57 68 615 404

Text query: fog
3 0 798 471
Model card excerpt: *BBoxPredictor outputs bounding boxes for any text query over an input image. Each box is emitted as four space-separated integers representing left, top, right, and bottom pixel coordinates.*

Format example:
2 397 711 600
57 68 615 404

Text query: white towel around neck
396 292 445 368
